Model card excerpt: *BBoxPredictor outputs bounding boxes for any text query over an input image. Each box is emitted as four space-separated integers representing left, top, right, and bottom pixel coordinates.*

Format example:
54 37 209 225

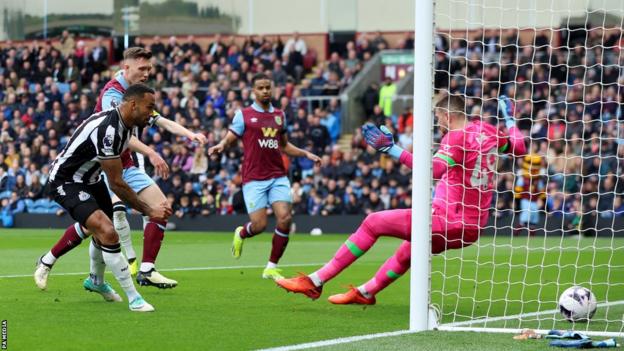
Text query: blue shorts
242 176 292 213
102 166 155 197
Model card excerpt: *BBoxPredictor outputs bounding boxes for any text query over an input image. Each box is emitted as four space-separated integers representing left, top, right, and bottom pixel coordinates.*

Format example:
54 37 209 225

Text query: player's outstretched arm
209 108 244 156
362 123 413 169
128 136 170 179
101 157 172 220
208 130 238 156
154 113 207 145
498 95 527 156
279 134 321 165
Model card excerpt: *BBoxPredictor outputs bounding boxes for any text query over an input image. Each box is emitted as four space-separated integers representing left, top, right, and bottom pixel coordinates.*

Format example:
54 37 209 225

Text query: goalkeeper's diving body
276 94 527 304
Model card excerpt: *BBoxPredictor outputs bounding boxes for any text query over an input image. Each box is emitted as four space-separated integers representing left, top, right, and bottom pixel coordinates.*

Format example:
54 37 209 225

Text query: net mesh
429 0 624 334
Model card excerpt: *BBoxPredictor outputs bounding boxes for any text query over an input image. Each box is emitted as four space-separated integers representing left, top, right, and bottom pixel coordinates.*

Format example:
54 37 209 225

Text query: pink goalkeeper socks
315 223 378 283
362 241 411 296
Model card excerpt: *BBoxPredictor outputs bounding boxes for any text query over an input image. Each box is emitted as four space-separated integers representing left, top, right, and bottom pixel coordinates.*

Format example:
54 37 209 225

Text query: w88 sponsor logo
258 138 279 149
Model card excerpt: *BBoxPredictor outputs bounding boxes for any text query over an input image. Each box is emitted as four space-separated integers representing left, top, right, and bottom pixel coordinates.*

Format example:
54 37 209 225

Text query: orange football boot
276 274 323 300
328 287 376 305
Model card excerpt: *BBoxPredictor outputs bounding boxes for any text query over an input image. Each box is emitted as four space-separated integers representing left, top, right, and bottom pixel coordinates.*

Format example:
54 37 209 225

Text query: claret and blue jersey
229 102 292 213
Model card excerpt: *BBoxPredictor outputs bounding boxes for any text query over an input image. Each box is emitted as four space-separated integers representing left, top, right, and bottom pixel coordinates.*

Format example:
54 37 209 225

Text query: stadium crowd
1 28 623 227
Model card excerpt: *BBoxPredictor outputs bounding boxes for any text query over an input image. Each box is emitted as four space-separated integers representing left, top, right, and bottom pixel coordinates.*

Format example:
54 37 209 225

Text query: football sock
140 262 155 272
113 202 136 261
46 223 86 265
101 242 139 302
314 223 377 283
308 272 323 287
240 222 260 238
141 218 166 272
269 226 290 264
357 286 373 299
41 251 57 267
89 238 106 286
362 241 411 296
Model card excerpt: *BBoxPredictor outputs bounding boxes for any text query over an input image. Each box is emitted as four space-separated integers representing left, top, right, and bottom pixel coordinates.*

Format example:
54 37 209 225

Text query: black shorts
48 180 113 227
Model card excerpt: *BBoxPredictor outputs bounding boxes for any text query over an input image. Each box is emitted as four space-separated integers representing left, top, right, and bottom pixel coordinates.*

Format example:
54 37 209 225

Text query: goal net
416 0 624 337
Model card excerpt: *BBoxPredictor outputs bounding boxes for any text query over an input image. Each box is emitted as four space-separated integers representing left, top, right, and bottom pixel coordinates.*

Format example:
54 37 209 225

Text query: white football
558 286 597 322
310 228 323 236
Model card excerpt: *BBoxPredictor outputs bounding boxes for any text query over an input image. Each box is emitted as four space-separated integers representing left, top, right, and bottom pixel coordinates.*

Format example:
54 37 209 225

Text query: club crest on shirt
251 117 258 123
274 115 282 125
78 191 91 202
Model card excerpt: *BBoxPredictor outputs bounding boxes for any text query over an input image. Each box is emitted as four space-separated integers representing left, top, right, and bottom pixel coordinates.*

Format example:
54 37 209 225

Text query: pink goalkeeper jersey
432 121 508 222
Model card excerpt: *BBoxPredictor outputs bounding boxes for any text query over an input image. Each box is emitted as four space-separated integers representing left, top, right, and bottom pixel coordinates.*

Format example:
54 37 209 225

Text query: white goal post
411 0 624 337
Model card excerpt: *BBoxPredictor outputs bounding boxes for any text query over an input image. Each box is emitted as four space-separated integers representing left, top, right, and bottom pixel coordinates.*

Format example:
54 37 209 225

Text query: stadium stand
1 28 622 228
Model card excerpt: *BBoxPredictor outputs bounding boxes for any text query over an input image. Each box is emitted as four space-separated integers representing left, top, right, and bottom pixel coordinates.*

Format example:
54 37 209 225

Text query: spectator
175 195 192 218
307 115 331 154
369 105 386 126
283 32 307 68
310 67 326 96
272 60 288 87
319 107 340 143
2 192 24 214
59 30 75 57
90 36 109 74
321 193 342 216
378 77 396 117
150 36 166 56
307 190 323 215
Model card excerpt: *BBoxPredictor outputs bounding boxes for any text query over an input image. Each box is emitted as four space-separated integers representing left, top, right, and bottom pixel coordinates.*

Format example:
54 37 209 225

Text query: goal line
439 300 624 338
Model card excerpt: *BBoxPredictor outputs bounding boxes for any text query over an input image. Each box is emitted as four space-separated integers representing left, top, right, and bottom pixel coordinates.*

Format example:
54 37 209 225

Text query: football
558 286 598 322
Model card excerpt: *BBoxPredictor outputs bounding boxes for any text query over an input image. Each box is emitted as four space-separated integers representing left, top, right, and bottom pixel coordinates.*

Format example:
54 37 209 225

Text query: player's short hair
123 47 153 61
122 83 155 101
251 73 271 86
435 93 466 117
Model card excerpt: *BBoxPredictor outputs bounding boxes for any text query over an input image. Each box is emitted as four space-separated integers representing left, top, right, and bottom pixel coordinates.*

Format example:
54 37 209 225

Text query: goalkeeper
276 94 527 305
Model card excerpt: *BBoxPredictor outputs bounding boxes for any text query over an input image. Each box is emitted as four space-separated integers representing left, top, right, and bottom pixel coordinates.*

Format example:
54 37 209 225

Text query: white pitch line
444 300 624 327
255 330 414 351
259 300 624 350
0 262 325 279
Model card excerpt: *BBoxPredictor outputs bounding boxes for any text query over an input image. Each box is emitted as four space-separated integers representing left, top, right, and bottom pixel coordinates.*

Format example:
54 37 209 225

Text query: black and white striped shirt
49 108 133 185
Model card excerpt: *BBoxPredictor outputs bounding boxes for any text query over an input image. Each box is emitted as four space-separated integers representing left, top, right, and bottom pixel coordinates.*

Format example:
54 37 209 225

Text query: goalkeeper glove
362 123 394 152
362 123 403 159
546 330 590 340
498 95 516 130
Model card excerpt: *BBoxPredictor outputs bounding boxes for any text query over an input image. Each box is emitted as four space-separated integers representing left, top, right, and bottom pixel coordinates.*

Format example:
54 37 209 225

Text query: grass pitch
1 229 622 350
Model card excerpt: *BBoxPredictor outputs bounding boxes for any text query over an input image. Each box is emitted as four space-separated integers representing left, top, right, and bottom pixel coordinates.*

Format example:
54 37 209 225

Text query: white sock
41 251 57 266
114 211 136 261
89 240 106 286
357 285 372 298
266 261 278 269
308 272 323 287
101 245 140 302
140 262 155 273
